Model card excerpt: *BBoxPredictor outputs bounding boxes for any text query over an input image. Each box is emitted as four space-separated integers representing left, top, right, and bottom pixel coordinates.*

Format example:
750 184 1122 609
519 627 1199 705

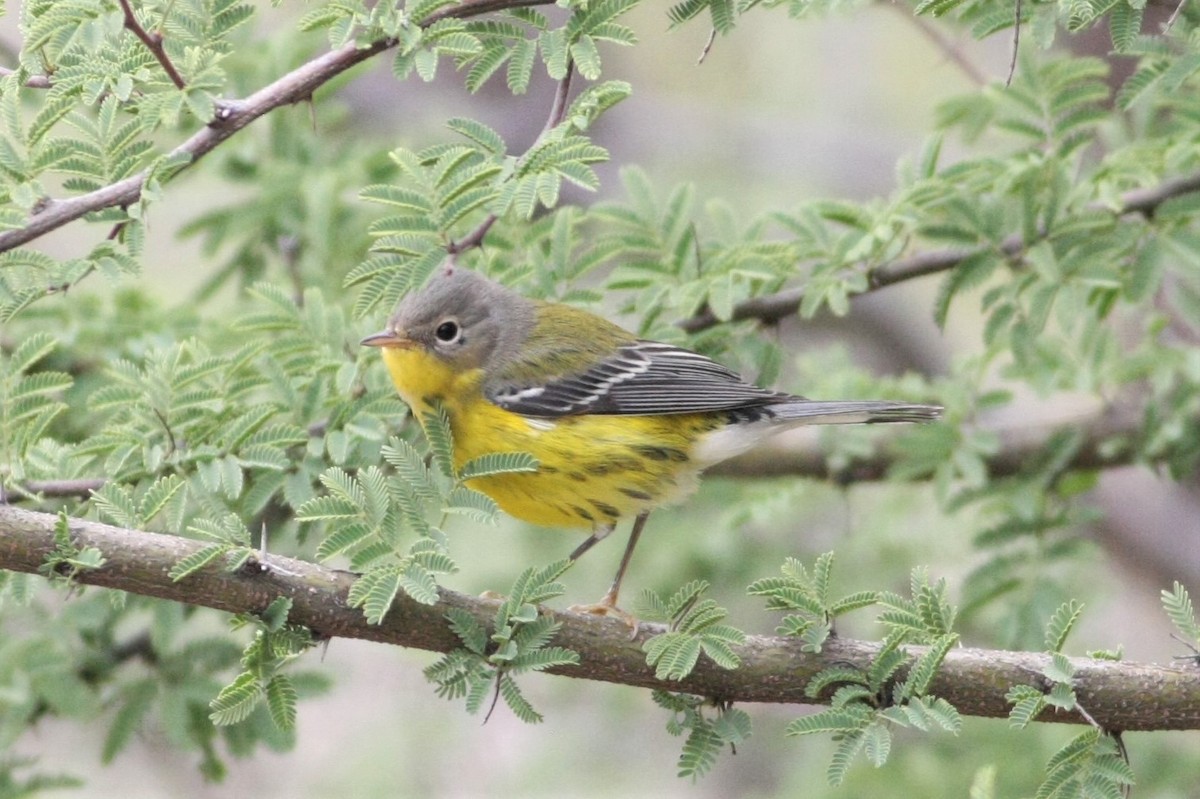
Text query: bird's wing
487 340 790 417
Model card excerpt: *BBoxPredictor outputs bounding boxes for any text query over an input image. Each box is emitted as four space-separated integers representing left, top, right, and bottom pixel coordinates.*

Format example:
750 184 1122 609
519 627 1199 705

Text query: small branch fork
2 504 1200 731
118 0 187 90
448 59 575 255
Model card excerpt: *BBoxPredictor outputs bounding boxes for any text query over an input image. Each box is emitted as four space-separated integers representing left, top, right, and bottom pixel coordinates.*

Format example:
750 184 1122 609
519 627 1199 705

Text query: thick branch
2 505 1197 731
679 172 1200 334
0 0 556 255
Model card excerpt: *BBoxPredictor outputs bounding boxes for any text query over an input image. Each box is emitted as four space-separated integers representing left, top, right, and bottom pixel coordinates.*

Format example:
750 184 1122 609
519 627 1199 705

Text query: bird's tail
769 400 942 425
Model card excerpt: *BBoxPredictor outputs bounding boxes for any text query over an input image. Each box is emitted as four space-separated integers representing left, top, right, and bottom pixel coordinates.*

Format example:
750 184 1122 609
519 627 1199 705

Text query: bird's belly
453 406 720 530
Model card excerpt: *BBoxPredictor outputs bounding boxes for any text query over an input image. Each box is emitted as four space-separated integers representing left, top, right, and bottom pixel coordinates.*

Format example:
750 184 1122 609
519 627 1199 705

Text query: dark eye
435 320 460 343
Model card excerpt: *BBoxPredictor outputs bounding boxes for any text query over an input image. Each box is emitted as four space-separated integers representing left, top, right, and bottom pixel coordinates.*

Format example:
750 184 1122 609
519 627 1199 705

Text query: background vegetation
2 0 1200 796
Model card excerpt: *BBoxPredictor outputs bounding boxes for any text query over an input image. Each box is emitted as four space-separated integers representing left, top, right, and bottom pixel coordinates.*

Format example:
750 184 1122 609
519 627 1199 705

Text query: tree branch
2 505 1197 731
0 397 1157 505
887 2 988 86
678 171 1200 334
0 0 557 255
0 478 106 503
709 394 1149 481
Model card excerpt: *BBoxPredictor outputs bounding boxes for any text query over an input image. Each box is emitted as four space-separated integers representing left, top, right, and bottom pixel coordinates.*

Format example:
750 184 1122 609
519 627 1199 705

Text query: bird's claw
567 600 640 640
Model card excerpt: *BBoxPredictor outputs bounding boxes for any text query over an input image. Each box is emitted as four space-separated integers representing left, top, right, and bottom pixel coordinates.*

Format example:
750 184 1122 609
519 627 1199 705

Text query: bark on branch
2 505 1198 732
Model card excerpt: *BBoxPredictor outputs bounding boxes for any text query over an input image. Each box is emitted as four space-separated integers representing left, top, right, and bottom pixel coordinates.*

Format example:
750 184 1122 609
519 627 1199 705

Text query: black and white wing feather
487 341 790 417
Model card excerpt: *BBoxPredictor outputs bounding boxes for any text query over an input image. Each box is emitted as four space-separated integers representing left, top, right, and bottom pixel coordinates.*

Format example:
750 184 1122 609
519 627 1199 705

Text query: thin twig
545 59 574 131
0 478 105 503
697 28 717 65
707 392 1149 481
1006 0 1022 87
448 57 574 255
447 215 498 254
677 170 1200 334
1 395 1161 506
893 6 987 86
118 0 187 90
278 234 304 306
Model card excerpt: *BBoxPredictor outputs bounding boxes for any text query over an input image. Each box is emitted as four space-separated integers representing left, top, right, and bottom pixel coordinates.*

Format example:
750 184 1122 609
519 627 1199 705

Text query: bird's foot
568 590 639 639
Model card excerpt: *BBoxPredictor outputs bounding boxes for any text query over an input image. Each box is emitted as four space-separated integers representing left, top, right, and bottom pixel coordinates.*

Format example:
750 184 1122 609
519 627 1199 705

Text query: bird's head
361 262 535 374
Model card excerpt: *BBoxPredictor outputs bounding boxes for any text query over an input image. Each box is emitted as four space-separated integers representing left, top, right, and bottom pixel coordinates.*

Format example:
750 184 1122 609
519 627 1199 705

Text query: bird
361 262 941 621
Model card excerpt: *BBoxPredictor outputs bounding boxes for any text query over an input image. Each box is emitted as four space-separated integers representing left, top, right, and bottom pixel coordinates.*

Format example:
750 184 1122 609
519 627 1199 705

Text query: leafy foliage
651 691 752 780
424 560 579 723
1162 581 1200 649
39 509 106 581
297 403 536 622
1001 600 1132 799
1 0 1199 792
208 597 313 729
635 580 745 680
782 565 962 786
748 551 878 652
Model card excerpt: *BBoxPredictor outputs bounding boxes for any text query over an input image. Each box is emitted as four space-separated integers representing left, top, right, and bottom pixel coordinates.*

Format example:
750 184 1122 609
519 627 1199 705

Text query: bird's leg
568 512 651 634
486 523 615 603
567 524 612 561
599 511 649 609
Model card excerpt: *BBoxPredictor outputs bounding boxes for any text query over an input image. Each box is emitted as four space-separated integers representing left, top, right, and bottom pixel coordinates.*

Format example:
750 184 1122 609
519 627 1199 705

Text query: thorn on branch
1170 633 1200 666
447 215 498 254
1164 0 1187 33
237 555 270 578
697 28 717 65
118 0 187 91
210 100 242 126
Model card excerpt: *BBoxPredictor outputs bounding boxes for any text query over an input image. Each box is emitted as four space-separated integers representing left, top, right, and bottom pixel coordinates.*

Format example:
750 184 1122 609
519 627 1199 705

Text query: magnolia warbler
362 263 941 620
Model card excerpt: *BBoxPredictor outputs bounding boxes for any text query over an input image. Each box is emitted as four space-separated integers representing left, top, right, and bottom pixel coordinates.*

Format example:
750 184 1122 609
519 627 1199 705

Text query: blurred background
5 2 1199 797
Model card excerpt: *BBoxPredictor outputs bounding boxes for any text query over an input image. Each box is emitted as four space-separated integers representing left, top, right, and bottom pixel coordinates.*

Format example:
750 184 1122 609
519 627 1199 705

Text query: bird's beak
360 329 411 348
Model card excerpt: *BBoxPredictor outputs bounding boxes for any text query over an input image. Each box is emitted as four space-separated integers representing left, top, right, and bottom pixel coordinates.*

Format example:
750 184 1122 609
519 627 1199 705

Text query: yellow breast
380 347 720 530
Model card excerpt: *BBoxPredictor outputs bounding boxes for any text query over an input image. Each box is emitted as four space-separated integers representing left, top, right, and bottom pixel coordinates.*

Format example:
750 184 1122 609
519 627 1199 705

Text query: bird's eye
435 320 460 343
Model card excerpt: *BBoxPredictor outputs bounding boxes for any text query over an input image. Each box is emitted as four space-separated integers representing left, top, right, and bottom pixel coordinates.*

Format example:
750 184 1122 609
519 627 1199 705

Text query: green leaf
102 679 158 763
499 674 542 723
422 403 456 477
265 674 298 731
457 451 538 481
209 671 263 726
349 567 403 624
1045 599 1084 653
1162 581 1200 642
399 562 440 605
169 544 229 581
